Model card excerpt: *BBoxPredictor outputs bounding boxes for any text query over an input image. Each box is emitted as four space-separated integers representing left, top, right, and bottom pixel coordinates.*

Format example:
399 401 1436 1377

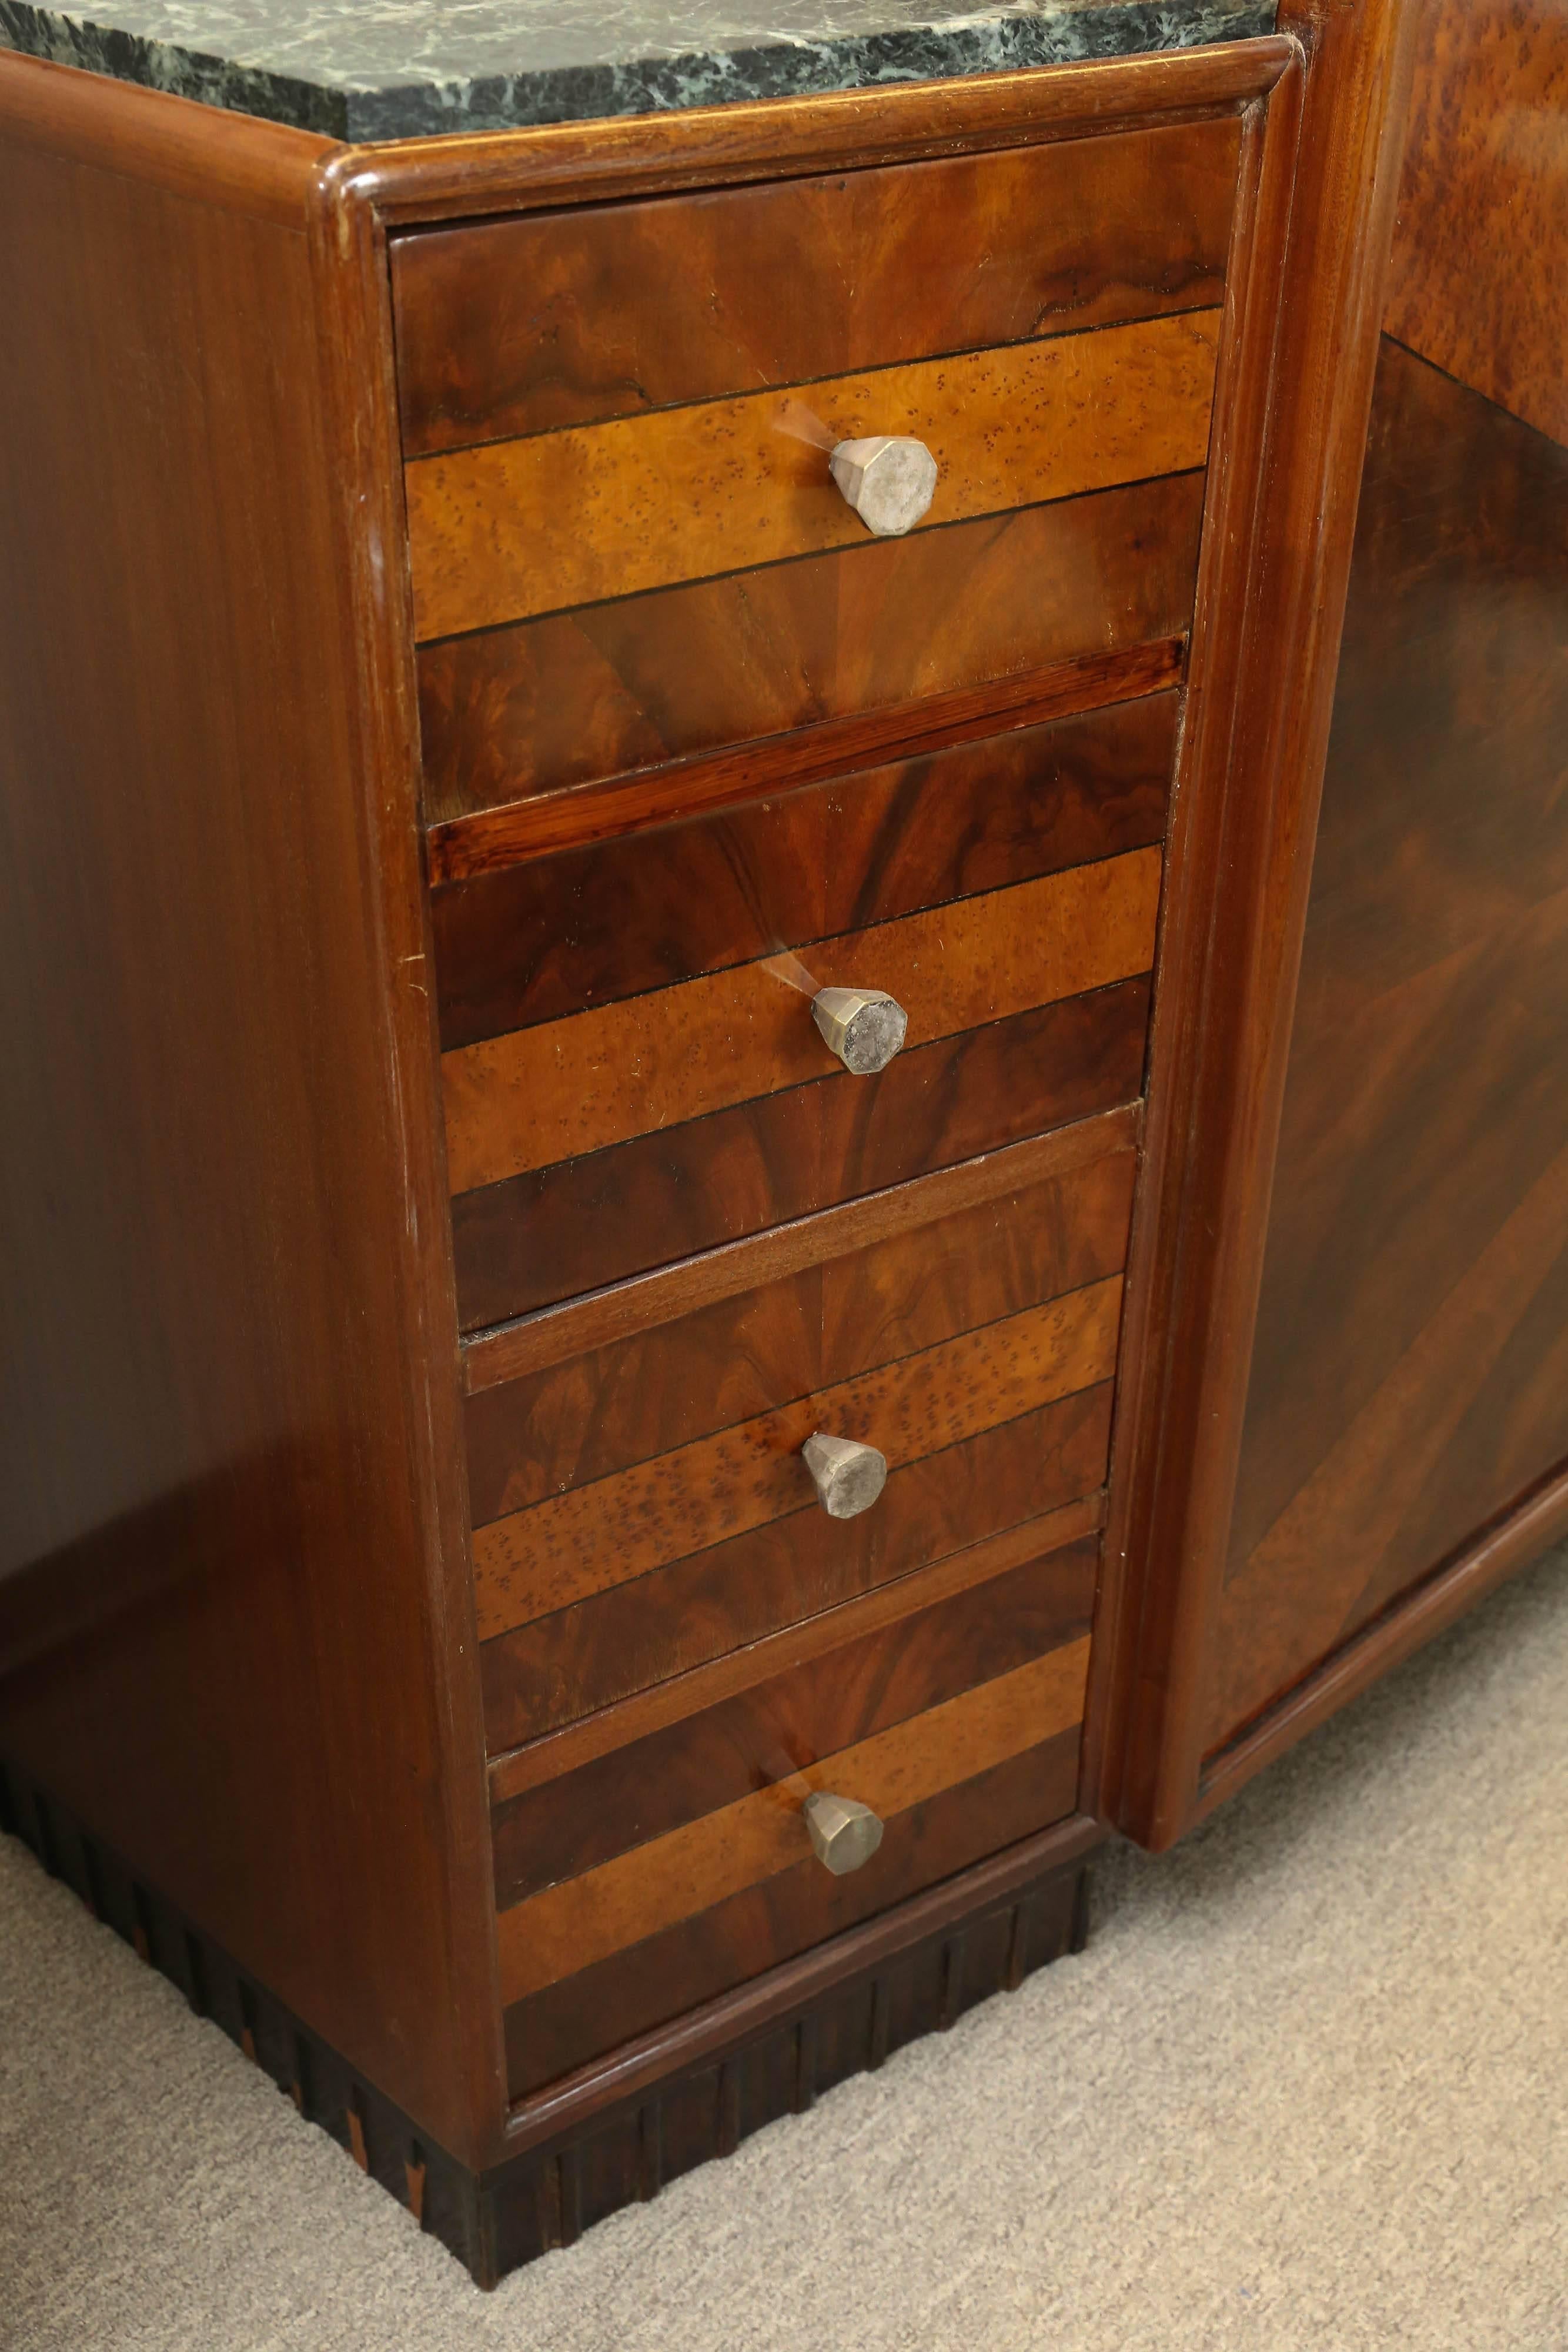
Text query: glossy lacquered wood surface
1383 0 1568 446
470 1130 1128 1745
466 1144 1135 1526
483 1384 1114 1746
491 1534 1096 1906
391 116 1240 455
416 473 1204 831
0 57 502 2159
452 975 1149 1328
498 1636 1088 2002
443 845 1160 1192
1208 338 1568 1748
405 311 1219 638
433 693 1176 1051
503 1724 1083 2096
475 1272 1119 1629
1095 0 1422 1847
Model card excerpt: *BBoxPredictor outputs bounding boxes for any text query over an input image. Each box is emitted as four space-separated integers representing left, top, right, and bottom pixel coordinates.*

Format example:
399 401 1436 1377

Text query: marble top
0 0 1275 140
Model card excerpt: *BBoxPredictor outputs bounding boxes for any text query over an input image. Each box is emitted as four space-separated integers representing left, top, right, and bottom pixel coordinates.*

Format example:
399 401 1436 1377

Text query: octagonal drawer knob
801 1432 887 1519
811 985 908 1075
803 1790 885 1876
829 435 939 537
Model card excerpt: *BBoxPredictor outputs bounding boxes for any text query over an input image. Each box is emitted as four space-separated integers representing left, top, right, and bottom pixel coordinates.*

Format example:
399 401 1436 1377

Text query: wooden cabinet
1102 0 1568 1850
0 3 1423 2286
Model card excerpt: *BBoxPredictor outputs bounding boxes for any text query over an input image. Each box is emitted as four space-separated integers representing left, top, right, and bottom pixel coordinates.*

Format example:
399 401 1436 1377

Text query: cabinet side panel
1210 339 1568 1743
1207 0 1568 1762
0 88 499 2160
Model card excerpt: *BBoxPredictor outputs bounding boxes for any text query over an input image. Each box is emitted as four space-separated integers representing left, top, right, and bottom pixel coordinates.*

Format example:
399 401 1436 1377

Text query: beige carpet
4 1546 1567 2351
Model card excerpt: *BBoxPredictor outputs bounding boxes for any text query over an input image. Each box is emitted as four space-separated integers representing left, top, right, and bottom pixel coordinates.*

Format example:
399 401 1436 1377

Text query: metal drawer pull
811 984 908 1075
829 435 939 537
801 1432 887 1519
802 1790 885 1876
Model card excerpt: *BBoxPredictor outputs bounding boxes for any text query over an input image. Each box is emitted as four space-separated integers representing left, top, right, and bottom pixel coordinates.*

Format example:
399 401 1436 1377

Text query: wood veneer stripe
432 692 1178 1051
442 847 1162 1195
478 1384 1116 1746
485 1492 1104 1803
490 1539 1098 1909
494 1638 1091 2003
405 311 1222 639
462 1105 1140 1394
453 980 1151 1329
469 1274 1123 1634
424 621 1188 882
464 1148 1134 1524
391 119 1239 455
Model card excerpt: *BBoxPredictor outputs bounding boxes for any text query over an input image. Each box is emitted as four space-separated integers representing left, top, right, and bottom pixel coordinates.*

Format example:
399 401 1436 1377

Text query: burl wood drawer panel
495 1522 1096 2096
439 697 1169 1327
392 122 1236 830
469 1118 1134 1748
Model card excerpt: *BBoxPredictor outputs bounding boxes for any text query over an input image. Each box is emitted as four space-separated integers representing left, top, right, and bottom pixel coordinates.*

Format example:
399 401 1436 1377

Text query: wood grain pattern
486 1495 1102 1799
432 694 1176 1051
1208 339 1568 1749
416 472 1205 830
391 117 1240 454
464 1104 1139 1394
1383 0 1568 446
480 1385 1114 1748
0 58 501 2161
502 1727 1085 2098
451 977 1151 1328
464 1149 1135 1525
443 847 1161 1193
405 311 1221 638
1095 0 1422 1849
472 1276 1122 1633
496 1640 1089 2003
428 644 1185 884
491 1536 1098 1906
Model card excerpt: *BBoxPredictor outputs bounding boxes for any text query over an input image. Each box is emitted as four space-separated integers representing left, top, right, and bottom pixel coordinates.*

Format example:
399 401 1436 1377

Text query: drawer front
393 123 1236 835
439 698 1168 1327
392 118 1239 456
495 1522 1095 2095
404 313 1219 641
470 1127 1134 1749
416 476 1201 833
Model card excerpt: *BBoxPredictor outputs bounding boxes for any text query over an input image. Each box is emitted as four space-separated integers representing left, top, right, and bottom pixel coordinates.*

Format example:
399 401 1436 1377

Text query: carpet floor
4 1545 1567 2351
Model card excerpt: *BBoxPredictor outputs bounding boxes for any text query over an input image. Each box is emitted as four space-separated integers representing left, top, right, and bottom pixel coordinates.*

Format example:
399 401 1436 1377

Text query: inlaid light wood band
442 847 1162 1198
405 310 1221 639
494 1636 1091 2003
470 1274 1122 1636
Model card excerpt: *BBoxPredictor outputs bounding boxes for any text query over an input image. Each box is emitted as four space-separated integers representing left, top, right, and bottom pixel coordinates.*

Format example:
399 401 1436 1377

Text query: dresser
0 0 1440 2285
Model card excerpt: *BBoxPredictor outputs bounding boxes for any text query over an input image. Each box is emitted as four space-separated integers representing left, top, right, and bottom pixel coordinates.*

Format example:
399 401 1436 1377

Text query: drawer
439 697 1170 1327
392 119 1239 456
468 1120 1134 1748
392 121 1239 832
404 314 1219 640
493 1516 1096 2096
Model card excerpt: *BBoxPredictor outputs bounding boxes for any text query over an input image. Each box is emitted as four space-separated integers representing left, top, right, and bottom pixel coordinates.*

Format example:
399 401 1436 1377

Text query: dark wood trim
427 634 1186 883
500 1808 1102 2154
463 1102 1141 1392
333 40 1295 229
1095 0 1423 1850
1194 1456 1568 1820
1 1752 1098 2289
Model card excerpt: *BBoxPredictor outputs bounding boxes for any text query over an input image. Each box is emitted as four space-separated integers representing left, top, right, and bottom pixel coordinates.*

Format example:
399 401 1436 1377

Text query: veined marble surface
0 0 1275 140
